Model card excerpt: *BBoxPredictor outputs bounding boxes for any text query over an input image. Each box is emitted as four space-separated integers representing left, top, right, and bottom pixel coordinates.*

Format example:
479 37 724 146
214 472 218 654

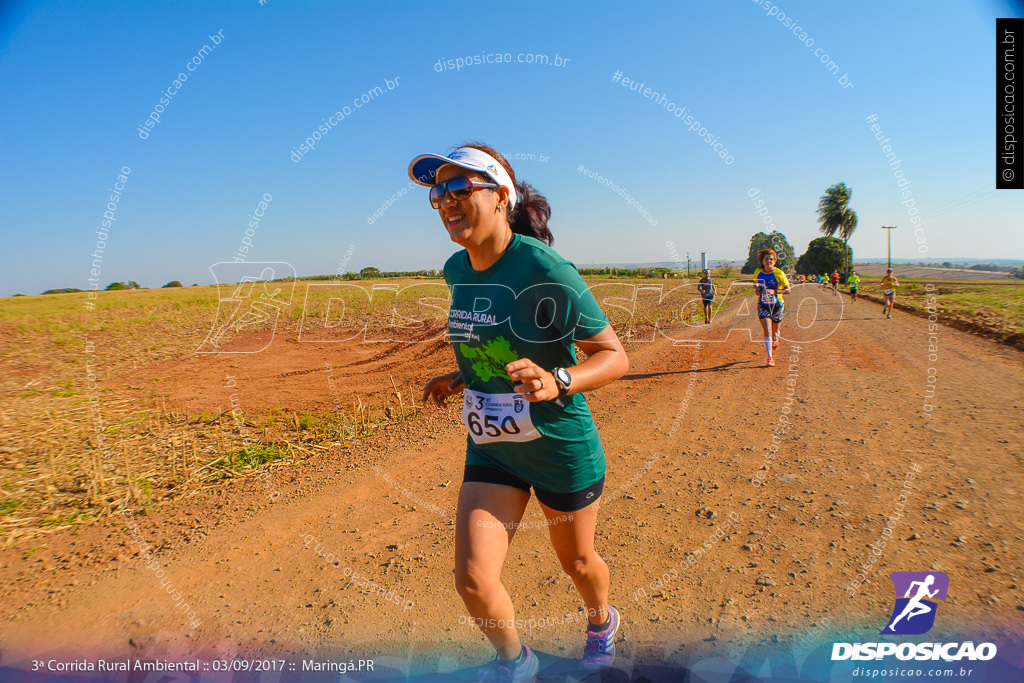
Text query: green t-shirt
444 233 610 493
848 275 860 287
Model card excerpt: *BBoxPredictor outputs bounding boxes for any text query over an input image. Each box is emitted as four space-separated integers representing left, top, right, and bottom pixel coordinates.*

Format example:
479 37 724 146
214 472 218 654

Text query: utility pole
882 226 897 270
686 252 691 278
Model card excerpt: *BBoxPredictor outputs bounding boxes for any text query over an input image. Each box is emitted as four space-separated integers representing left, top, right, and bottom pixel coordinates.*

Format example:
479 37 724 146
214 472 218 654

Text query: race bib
462 389 541 445
760 289 777 305
884 288 893 295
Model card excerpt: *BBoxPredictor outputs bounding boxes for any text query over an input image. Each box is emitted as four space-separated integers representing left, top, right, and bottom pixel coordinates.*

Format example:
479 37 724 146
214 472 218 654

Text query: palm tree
817 182 857 277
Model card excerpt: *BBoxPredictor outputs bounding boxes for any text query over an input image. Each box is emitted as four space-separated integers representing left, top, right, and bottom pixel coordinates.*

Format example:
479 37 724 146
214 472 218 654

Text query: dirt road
1 285 1021 677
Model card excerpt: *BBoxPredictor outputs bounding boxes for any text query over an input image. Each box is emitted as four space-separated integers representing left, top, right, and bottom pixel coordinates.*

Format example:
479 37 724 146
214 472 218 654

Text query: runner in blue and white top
750 248 792 368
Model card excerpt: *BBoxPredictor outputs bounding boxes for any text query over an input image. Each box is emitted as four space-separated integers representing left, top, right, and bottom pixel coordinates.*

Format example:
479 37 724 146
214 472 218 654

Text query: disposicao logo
831 571 997 663
883 571 948 635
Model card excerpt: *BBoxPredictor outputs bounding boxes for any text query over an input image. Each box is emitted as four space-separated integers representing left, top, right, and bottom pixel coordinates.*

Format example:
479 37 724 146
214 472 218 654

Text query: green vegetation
105 281 142 291
226 445 288 470
577 267 683 278
816 182 858 276
741 232 796 274
163 280 183 288
796 237 853 277
883 280 1024 337
39 511 94 528
50 381 79 398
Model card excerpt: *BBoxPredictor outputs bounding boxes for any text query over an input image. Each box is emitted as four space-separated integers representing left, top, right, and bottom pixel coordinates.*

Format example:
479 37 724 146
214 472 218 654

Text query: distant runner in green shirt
413 143 629 679
847 271 861 303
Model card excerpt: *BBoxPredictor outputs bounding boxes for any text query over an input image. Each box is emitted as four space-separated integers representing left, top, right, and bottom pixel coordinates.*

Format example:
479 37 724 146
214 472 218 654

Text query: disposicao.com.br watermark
751 0 853 90
434 51 570 72
290 76 400 163
577 164 658 226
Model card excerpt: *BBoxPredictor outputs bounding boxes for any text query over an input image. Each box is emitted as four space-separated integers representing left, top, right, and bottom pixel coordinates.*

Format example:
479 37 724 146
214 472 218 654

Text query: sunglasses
429 176 499 209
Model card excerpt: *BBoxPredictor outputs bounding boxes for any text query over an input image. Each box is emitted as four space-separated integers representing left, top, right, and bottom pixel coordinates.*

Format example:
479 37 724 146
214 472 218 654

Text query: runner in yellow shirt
750 249 792 367
881 269 899 319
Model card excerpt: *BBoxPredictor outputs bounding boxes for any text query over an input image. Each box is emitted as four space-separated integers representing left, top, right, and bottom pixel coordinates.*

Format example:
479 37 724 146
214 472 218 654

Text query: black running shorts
757 301 784 323
463 465 605 512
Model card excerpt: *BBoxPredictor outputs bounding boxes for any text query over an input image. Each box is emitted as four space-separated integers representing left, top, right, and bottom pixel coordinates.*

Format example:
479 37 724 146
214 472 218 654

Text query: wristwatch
552 367 572 397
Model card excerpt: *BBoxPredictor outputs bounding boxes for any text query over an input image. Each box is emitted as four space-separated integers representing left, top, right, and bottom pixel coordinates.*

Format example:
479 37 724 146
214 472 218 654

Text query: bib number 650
467 411 521 438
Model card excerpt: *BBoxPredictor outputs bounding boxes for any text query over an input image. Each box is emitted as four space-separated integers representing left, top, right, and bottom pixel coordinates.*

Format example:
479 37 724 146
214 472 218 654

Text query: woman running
697 268 716 324
750 248 792 367
415 144 629 681
881 268 899 318
847 270 860 303
830 269 840 296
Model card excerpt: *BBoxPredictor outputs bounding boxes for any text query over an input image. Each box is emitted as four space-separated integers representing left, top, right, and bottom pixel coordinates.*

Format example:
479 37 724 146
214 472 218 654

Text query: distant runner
830 270 840 296
847 271 860 303
821 272 829 291
881 268 899 319
751 249 792 367
697 269 716 325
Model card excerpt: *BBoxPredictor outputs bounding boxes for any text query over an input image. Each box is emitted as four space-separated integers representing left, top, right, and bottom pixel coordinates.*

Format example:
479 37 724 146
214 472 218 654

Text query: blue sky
1 0 1022 296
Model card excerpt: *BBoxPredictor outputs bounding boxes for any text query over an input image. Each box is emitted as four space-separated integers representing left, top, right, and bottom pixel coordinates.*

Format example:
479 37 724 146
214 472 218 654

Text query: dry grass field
0 276 1021 679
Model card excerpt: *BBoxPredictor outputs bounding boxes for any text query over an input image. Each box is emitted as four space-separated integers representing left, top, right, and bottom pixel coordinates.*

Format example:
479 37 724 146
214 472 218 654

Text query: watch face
555 368 571 386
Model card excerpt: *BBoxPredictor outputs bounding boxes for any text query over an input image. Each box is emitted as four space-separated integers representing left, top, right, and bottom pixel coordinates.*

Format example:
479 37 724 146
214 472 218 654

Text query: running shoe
486 645 538 683
582 606 620 670
772 338 779 351
766 357 775 367
887 314 891 319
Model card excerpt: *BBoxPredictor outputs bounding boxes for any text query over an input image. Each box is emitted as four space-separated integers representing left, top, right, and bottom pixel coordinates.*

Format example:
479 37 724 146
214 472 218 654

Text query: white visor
408 147 517 212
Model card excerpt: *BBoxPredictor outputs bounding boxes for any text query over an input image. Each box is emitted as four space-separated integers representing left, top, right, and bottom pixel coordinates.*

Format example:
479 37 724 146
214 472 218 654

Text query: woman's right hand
421 371 465 408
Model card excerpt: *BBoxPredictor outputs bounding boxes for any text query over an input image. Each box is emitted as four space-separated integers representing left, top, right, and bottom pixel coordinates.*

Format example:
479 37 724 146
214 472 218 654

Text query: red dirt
1 287 1021 672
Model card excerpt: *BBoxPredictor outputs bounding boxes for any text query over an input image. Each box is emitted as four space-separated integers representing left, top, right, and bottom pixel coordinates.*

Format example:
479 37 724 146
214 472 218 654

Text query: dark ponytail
459 142 554 246
510 181 553 246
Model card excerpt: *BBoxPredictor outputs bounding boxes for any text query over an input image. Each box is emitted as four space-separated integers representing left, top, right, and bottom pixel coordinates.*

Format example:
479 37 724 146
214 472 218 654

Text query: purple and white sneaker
487 644 539 683
582 605 620 669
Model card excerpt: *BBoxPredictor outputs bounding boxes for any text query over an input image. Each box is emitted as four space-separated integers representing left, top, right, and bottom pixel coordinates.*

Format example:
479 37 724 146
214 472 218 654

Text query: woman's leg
758 317 772 357
539 498 609 627
454 482 531 660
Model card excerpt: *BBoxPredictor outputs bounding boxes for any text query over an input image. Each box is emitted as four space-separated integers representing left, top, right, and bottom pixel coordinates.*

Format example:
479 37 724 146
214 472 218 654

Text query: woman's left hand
506 358 560 402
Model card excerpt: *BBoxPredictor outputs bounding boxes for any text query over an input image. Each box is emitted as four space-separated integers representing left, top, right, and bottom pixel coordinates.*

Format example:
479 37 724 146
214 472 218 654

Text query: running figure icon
886 574 939 632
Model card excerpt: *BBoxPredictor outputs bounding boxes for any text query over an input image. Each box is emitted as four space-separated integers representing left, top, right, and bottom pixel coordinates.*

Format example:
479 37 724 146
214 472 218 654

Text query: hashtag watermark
611 70 733 164
865 114 926 254
84 166 131 309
